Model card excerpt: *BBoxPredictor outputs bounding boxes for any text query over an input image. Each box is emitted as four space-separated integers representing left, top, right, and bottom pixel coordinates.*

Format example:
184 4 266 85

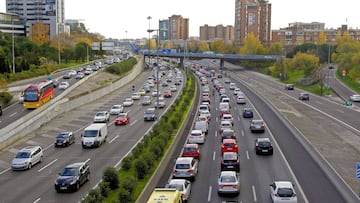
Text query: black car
299 93 310 100
54 132 75 147
221 152 240 172
255 138 273 155
144 108 157 121
242 108 253 118
54 162 90 192
285 84 294 90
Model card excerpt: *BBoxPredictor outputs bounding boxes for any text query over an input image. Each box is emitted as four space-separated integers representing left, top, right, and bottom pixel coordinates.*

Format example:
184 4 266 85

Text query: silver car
93 111 110 123
172 157 199 181
217 171 240 195
11 146 43 170
166 179 192 202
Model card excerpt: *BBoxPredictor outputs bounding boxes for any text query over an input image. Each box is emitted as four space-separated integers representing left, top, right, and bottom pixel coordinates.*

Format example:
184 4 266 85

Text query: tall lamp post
12 20 15 73
147 29 160 112
58 24 61 64
147 16 152 68
326 44 331 95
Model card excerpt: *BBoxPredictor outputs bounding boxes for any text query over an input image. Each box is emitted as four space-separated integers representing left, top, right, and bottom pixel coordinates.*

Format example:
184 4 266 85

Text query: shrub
121 156 133 170
102 167 119 190
82 188 104 203
118 187 131 203
121 175 137 194
0 92 13 104
98 181 111 197
134 157 148 179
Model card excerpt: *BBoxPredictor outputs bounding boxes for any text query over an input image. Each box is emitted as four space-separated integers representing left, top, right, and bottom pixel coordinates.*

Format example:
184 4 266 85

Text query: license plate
227 166 234 168
262 150 268 152
60 187 67 190
227 148 232 150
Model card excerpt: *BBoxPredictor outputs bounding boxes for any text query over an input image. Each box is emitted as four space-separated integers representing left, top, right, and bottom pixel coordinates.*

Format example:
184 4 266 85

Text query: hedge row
105 57 137 76
82 69 195 203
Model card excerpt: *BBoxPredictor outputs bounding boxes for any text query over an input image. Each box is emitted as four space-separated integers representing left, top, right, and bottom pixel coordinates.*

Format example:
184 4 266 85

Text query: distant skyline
1 0 359 39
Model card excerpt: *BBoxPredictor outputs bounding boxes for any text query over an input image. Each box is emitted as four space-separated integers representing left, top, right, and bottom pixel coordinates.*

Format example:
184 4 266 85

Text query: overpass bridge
142 50 282 69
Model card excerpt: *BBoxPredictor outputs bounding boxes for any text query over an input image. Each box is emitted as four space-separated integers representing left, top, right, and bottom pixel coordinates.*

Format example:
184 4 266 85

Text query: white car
236 95 246 104
199 110 211 121
109 104 124 115
170 85 177 92
58 81 70 90
131 93 141 100
123 98 134 107
18 92 24 104
187 129 205 144
93 111 110 123
221 114 234 125
270 181 298 203
68 70 77 76
217 171 240 195
154 97 166 108
152 90 161 97
350 94 360 102
165 179 192 202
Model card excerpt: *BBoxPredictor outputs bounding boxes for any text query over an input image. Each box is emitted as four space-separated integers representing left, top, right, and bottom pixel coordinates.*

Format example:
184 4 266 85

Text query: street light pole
58 24 61 64
147 16 152 68
326 44 331 95
12 20 15 73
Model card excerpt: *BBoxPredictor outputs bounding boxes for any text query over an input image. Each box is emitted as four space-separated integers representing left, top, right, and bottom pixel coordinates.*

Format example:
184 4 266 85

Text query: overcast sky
1 0 359 39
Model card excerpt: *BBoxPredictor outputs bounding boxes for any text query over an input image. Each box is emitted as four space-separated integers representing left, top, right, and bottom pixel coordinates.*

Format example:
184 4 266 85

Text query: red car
164 90 172 98
221 139 238 154
182 144 200 159
114 112 130 125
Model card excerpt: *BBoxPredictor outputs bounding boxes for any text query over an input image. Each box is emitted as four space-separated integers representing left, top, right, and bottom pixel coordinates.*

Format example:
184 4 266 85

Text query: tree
317 32 327 45
238 32 267 55
30 22 50 45
102 167 119 190
210 39 226 53
268 43 283 55
75 42 88 62
288 52 319 77
198 41 210 53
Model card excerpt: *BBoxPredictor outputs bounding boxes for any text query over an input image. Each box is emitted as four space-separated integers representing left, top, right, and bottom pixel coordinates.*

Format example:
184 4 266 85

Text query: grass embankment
82 69 196 203
335 70 360 94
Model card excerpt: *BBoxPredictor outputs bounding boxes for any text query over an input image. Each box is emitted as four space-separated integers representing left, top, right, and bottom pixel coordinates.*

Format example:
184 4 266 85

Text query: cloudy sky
1 0 359 39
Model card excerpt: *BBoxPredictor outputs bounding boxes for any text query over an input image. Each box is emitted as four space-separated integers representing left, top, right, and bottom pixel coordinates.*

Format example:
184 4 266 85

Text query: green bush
99 181 111 197
103 167 119 190
121 175 137 194
121 156 133 170
118 187 131 203
0 92 13 105
81 188 104 203
134 157 148 179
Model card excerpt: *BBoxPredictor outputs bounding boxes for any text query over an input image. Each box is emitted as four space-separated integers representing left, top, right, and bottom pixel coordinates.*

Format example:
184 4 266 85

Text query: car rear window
221 176 236 183
223 153 237 160
258 141 271 147
277 188 294 197
184 147 197 152
223 142 235 147
176 164 190 169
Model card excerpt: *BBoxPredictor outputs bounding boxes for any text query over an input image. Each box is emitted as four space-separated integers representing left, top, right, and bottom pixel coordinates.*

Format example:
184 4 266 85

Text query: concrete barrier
0 56 144 150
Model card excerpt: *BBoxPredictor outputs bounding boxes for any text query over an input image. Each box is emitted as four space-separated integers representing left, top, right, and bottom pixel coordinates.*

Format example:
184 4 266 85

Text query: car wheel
75 182 80 191
40 156 43 163
86 173 90 181
28 163 32 169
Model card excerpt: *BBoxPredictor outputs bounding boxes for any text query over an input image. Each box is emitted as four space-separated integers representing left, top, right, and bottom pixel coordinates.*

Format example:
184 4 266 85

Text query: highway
153 66 355 203
327 67 358 102
0 64 183 203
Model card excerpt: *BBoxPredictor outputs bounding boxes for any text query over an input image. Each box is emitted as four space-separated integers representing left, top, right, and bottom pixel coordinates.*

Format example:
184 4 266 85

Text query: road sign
356 162 360 179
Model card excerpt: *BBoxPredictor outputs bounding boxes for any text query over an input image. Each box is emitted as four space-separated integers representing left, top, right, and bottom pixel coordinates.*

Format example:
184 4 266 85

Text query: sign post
356 162 360 196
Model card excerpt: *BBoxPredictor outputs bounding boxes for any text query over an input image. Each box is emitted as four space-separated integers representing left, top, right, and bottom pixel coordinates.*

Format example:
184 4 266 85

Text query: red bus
23 80 55 109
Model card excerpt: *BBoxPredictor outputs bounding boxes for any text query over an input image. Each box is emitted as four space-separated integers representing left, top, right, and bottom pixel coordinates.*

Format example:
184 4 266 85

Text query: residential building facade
234 0 271 46
168 15 189 40
199 24 234 43
159 19 169 41
0 12 26 36
6 0 67 39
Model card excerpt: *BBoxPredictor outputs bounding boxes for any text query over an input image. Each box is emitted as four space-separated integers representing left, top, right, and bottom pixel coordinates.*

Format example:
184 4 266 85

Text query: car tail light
188 169 194 173
172 169 177 173
292 193 297 197
221 160 224 164
275 193 280 197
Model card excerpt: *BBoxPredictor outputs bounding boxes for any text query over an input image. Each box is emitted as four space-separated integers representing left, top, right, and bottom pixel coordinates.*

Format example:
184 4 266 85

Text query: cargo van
147 188 183 203
81 123 108 148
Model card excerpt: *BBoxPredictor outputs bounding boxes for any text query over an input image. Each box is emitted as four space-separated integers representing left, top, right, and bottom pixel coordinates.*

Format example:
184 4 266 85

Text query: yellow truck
146 188 183 203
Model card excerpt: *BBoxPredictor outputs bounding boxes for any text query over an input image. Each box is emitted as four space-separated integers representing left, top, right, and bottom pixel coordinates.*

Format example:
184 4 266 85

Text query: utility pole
12 20 15 73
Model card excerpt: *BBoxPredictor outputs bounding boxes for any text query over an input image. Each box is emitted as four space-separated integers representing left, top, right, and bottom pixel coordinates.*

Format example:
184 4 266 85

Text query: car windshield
221 123 231 127
223 131 234 136
96 112 105 116
112 106 120 109
83 130 98 137
60 167 79 176
15 151 31 158
258 141 271 147
57 133 68 139
191 132 201 137
223 153 237 160
60 82 67 85
277 188 294 197
117 114 126 119
176 164 190 169
220 175 236 183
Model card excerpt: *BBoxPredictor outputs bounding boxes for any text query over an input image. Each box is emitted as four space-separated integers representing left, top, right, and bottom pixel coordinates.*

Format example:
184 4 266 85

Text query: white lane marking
246 150 250 160
130 120 137 126
215 131 217 137
213 151 216 161
336 109 344 114
316 101 323 105
207 186 212 202
252 185 258 202
33 198 41 203
9 112 17 117
38 159 57 172
109 135 119 143
241 130 244 137
216 117 218 122
0 168 11 175
237 116 240 121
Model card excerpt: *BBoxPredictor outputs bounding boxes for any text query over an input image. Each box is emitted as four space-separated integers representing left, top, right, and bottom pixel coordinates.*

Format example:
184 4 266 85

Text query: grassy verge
82 69 196 203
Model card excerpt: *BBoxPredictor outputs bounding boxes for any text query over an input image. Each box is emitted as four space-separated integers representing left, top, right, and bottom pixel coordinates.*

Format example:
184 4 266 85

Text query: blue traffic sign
356 162 360 179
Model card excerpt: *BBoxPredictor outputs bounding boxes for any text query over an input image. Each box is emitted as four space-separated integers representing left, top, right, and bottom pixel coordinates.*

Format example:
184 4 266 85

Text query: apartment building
0 13 26 36
234 0 271 46
168 15 189 40
6 0 67 39
199 24 234 43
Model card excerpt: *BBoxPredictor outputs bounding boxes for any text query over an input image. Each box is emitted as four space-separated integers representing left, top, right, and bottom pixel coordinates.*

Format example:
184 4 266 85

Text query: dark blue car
242 108 253 118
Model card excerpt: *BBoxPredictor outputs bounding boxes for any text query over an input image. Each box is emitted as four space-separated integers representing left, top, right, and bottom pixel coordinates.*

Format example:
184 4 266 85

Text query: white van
81 123 108 148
